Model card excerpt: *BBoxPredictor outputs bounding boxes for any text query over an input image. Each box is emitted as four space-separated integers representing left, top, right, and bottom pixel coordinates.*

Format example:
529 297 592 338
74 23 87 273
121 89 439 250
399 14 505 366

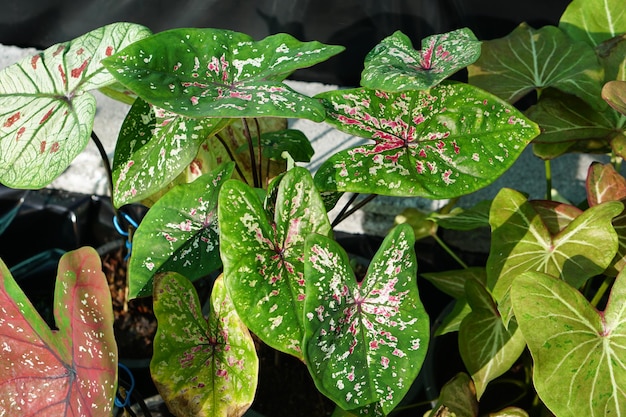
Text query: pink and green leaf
511 270 626 417
468 23 605 109
0 247 117 416
151 273 257 417
102 29 344 122
112 97 229 207
218 167 332 359
303 224 429 414
361 29 481 91
603 80 626 117
128 163 233 298
0 22 151 189
313 84 539 198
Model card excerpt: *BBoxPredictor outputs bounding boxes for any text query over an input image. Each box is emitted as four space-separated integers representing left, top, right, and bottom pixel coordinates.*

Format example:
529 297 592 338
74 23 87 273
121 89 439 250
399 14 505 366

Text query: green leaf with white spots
128 163 233 298
511 270 626 417
361 29 481 91
487 188 622 325
559 0 626 48
313 84 539 198
468 23 606 110
303 224 429 414
219 167 331 359
0 22 150 189
0 247 117 416
459 278 526 399
151 273 257 417
112 97 229 207
102 29 344 122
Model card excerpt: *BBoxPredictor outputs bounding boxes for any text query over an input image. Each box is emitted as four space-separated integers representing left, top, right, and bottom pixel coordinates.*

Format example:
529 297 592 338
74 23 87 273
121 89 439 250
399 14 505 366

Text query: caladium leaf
525 89 623 160
487 188 622 324
102 29 344 122
128 163 233 298
151 273 257 417
428 200 491 231
303 224 429 414
468 23 605 110
511 270 626 417
559 0 626 48
0 22 150 189
421 267 487 300
314 84 539 198
361 29 481 91
0 247 117 415
603 80 626 116
429 373 479 417
529 200 583 235
587 162 626 206
219 167 331 358
256 129 314 163
459 278 526 399
113 97 229 207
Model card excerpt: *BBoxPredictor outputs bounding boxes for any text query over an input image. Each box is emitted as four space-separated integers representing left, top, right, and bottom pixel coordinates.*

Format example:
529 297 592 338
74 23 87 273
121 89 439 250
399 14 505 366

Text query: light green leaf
361 29 481 91
559 0 626 48
151 273 258 417
468 23 605 109
511 270 626 417
0 23 150 189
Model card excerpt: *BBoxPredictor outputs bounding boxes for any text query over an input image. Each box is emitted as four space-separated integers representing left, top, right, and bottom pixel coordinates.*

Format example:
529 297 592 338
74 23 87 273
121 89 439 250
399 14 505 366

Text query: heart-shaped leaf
103 29 344 122
0 22 150 189
525 89 621 159
559 0 626 48
256 129 314 162
587 162 626 206
361 29 481 91
0 247 117 415
459 278 526 398
603 80 626 116
219 167 331 358
313 84 539 199
511 270 626 417
468 23 605 109
128 163 233 298
151 273 257 417
428 200 491 231
487 188 622 324
112 97 229 207
303 224 429 414
429 373 479 417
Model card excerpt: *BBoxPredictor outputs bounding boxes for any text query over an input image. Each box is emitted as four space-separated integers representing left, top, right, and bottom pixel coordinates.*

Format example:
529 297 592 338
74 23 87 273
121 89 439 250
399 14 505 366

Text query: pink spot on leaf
105 46 114 56
31 55 40 70
71 59 89 78
4 112 20 128
39 108 54 125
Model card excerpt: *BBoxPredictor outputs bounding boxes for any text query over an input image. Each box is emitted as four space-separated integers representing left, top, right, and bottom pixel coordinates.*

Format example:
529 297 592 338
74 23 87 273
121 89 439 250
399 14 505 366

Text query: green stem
590 276 614 308
331 194 378 228
241 118 260 188
253 118 263 186
431 233 468 269
544 159 552 201
215 133 248 185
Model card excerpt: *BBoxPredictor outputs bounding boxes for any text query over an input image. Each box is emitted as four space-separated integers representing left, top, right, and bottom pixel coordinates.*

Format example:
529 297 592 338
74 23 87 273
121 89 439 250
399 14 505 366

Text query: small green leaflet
303 224 429 414
151 273 258 417
102 28 344 121
219 167 331 359
0 22 151 189
128 163 233 298
512 270 626 417
361 29 481 91
314 84 539 199
0 247 117 416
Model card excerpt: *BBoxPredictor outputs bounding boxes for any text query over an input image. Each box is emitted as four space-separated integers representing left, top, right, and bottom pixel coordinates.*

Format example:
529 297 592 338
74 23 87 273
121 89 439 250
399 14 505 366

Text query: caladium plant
0 247 117 416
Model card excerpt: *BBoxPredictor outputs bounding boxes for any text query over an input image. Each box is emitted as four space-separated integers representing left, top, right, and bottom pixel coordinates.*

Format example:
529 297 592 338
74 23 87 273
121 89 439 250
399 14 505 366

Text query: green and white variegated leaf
459 278 526 399
511 270 626 417
151 273 257 417
468 23 606 110
487 188 622 325
103 29 344 122
128 163 233 298
113 97 229 207
303 224 429 414
0 23 150 189
559 0 626 48
361 29 481 91
313 85 538 199
219 167 331 359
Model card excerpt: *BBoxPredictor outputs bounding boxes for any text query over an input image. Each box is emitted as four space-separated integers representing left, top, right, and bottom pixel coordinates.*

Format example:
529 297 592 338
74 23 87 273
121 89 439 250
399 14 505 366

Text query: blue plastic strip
113 212 140 260
115 362 136 408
